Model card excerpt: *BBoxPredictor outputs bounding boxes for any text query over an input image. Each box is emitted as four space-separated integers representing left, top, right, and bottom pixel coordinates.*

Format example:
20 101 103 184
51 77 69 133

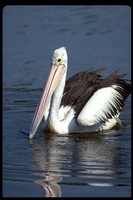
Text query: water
3 5 131 197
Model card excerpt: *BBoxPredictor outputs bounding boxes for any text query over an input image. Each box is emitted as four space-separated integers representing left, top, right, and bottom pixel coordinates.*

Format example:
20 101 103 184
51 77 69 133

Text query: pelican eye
57 58 62 64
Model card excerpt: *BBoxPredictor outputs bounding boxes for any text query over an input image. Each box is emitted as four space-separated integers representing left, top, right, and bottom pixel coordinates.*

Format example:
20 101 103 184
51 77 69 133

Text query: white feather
77 85 123 126
59 105 72 121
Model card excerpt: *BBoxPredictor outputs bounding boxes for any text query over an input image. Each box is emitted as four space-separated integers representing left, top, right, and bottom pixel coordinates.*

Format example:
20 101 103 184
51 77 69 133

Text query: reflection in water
34 175 62 197
29 129 129 197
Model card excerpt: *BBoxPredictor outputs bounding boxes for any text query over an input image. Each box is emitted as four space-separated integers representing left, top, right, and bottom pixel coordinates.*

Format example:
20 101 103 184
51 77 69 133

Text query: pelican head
29 47 68 139
52 46 68 66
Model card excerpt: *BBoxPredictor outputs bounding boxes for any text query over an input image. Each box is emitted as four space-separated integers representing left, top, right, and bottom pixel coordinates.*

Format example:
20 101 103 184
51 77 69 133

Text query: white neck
48 70 67 129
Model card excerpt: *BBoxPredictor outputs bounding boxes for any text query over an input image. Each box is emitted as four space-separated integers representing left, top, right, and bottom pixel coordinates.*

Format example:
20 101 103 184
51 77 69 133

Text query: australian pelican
29 47 131 139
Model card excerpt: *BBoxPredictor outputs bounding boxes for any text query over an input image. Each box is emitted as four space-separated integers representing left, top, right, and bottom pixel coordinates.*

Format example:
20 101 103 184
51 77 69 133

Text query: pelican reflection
29 129 130 197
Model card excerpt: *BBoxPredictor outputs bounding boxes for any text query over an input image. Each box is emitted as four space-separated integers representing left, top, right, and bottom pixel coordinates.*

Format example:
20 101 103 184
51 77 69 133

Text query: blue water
3 5 131 197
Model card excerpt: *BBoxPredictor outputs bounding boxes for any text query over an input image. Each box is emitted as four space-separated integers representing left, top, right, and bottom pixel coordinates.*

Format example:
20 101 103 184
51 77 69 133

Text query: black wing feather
61 68 131 119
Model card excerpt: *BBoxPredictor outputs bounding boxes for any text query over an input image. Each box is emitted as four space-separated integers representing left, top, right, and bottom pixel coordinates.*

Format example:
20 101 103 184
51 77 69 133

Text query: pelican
29 46 131 139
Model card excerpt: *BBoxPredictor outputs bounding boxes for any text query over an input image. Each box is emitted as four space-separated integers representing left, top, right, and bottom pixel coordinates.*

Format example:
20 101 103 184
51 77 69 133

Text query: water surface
3 5 131 197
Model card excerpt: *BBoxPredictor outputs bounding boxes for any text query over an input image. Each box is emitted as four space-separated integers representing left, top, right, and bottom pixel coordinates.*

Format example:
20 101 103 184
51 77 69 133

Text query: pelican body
29 47 131 139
